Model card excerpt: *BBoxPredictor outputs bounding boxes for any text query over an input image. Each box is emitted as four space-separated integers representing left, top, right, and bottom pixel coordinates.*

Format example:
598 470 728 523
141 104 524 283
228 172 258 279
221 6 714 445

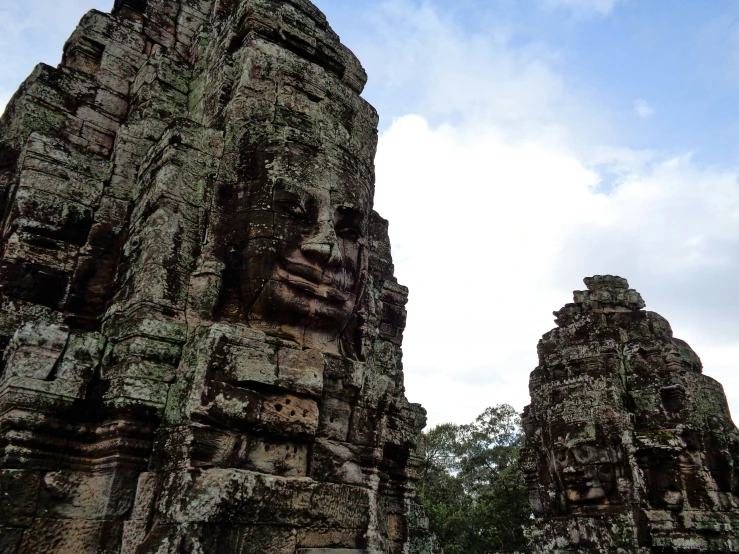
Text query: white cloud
634 98 655 119
365 2 739 427
357 1 574 131
375 115 600 424
378 113 739 427
543 0 625 16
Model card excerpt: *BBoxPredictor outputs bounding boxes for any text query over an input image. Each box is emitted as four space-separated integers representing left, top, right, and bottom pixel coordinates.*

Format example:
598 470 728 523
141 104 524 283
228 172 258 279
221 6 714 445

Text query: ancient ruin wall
0 1 438 552
522 275 739 553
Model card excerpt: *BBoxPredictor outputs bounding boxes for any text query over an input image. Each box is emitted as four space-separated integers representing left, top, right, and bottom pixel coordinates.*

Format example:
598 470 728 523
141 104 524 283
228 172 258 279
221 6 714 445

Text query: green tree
419 404 531 553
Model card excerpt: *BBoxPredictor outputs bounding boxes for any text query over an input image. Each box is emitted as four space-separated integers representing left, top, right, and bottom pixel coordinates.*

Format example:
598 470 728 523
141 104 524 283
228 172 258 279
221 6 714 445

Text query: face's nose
301 219 341 267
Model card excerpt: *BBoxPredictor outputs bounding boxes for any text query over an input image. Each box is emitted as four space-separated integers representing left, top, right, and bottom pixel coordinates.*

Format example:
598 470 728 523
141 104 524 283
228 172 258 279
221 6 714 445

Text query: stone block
157 469 371 529
323 355 364 401
120 520 148 554
3 233 79 276
2 346 62 381
215 340 277 386
107 317 188 344
18 168 103 209
104 376 170 408
361 371 395 407
260 393 319 437
348 406 381 447
387 513 406 542
130 472 159 521
309 439 364 486
55 331 104 382
1 376 86 400
0 470 41 526
102 361 176 383
106 335 183 367
277 346 324 398
186 260 225 322
215 525 297 554
18 518 123 554
3 322 69 381
10 188 94 242
317 397 351 441
245 437 308 477
197 380 262 428
169 524 299 554
94 88 129 119
38 470 137 520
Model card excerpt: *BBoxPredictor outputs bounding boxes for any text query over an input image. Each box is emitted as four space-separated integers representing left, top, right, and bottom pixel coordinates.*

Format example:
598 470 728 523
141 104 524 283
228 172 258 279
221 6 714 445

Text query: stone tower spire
522 275 739 552
0 2 438 552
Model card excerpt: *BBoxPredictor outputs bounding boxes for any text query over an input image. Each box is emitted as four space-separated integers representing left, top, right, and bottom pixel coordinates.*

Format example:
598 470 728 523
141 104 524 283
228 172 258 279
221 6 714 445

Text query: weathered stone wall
0 2 439 553
522 275 739 553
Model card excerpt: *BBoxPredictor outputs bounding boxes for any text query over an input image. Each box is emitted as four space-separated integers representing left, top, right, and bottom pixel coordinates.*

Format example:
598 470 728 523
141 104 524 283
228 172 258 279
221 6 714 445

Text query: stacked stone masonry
522 275 739 553
0 1 439 553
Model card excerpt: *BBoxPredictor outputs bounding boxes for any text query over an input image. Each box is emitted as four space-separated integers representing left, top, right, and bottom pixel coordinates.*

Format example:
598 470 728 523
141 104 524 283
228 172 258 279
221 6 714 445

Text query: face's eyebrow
273 187 302 202
272 181 323 216
335 205 364 217
336 205 365 218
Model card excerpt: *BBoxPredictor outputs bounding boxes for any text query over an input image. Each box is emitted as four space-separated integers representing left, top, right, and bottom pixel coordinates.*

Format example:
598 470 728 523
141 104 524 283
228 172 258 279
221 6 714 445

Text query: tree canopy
419 404 531 553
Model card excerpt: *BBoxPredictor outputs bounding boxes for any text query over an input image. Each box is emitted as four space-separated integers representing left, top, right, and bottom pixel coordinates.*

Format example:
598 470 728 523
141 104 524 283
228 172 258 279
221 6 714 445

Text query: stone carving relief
551 423 626 510
215 139 370 356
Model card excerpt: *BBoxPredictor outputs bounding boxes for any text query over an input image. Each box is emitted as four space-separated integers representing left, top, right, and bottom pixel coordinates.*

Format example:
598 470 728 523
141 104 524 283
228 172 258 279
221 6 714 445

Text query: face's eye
336 226 361 242
556 450 569 464
276 200 307 219
334 206 364 242
572 448 591 464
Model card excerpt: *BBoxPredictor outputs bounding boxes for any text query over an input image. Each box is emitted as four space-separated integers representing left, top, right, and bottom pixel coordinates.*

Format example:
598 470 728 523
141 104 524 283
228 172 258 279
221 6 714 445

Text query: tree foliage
419 404 531 553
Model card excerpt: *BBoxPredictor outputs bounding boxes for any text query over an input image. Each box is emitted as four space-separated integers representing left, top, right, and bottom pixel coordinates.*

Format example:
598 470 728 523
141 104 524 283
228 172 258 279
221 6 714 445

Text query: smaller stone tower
522 275 739 553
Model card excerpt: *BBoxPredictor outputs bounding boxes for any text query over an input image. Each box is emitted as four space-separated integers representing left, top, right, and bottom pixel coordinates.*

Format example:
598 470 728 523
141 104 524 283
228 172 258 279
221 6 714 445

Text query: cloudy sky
4 0 739 427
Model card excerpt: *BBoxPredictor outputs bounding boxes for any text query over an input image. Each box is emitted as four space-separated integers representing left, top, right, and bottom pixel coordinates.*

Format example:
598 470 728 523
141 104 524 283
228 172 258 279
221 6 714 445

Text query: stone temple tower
0 1 438 553
522 276 739 553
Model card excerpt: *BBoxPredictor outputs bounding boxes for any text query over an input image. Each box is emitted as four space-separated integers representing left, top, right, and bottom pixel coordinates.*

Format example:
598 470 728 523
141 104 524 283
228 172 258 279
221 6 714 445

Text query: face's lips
565 480 600 497
274 265 351 303
281 259 328 284
561 468 590 484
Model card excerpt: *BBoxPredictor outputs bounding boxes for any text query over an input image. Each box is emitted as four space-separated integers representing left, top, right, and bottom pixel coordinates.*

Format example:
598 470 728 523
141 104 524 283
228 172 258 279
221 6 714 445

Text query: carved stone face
663 339 702 373
235 142 370 353
552 436 622 508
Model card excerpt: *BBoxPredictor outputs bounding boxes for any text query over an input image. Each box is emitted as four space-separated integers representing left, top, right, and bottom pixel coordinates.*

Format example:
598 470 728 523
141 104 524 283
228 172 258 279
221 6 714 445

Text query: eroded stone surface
522 275 739 553
0 1 437 552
